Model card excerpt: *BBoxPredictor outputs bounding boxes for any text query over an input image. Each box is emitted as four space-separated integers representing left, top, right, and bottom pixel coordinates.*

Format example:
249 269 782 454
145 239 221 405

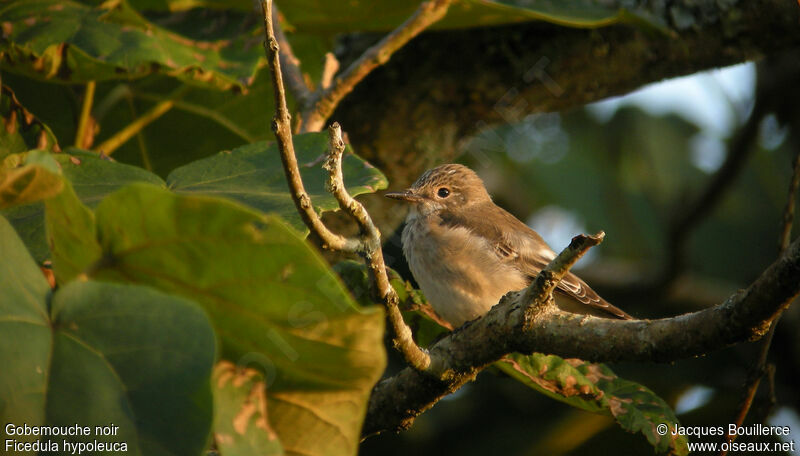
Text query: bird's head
385 164 491 218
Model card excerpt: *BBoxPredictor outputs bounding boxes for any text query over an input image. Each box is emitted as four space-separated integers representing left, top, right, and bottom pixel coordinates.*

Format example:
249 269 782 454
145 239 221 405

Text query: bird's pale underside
386 163 631 327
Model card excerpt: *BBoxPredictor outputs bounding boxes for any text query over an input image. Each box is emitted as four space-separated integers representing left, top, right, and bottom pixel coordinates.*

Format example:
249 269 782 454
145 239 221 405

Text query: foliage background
1 0 799 455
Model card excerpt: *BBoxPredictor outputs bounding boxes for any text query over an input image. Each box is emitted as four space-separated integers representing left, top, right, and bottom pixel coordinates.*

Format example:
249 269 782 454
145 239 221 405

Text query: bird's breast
401 214 528 327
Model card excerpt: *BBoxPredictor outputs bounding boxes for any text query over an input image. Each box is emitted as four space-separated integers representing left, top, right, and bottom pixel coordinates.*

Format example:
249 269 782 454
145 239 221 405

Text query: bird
385 163 631 328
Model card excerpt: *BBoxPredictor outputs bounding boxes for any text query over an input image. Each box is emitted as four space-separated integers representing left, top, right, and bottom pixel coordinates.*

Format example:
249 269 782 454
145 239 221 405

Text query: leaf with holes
498 353 688 455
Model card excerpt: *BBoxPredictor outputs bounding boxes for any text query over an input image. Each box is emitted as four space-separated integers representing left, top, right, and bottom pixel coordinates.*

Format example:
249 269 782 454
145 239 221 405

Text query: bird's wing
439 202 631 320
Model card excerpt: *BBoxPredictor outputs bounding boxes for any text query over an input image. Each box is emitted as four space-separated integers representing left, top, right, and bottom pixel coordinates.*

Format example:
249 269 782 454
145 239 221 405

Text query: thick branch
364 236 800 437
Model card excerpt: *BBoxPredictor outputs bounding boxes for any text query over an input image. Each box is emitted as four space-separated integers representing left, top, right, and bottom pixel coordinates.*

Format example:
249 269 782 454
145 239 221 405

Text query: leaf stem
94 86 190 155
75 81 96 148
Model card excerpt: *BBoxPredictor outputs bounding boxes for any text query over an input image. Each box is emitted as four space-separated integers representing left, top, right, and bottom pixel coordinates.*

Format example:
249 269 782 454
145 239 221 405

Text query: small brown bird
386 164 631 327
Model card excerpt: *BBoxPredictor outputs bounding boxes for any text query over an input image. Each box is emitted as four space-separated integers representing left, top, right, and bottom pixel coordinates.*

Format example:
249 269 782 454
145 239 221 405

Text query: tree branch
262 0 429 371
363 235 800 437
324 123 430 371
261 0 360 253
299 0 452 132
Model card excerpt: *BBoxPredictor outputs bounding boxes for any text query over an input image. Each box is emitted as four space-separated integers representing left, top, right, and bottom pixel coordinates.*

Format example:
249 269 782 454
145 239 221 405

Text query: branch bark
363 235 800 437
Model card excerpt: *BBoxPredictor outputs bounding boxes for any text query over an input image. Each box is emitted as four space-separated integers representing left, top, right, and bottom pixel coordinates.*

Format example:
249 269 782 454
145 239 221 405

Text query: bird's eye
437 187 450 198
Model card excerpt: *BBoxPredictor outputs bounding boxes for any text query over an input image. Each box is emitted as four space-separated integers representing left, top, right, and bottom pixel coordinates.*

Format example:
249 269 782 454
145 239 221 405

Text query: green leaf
88 184 386 456
167 133 388 231
0 214 51 434
0 215 217 455
497 353 688 455
0 0 262 90
0 150 63 210
279 0 663 32
1 149 165 261
45 178 102 284
212 362 284 456
0 85 60 158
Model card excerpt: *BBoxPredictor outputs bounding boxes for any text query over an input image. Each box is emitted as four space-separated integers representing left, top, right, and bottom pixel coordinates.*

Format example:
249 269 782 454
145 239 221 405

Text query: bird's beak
384 189 423 203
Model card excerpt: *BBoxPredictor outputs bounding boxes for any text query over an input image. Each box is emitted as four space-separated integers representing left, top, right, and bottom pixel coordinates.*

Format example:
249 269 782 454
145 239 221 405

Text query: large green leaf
0 214 217 455
0 214 52 436
0 85 60 158
280 0 662 32
213 361 284 456
85 184 386 456
1 149 165 262
167 132 388 231
0 0 262 90
497 354 688 455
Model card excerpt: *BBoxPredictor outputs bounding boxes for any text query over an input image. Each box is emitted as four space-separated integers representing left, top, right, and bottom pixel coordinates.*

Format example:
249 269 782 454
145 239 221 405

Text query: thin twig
261 0 359 253
75 81 96 148
94 86 189 155
271 4 312 105
325 123 430 371
300 0 452 132
261 0 429 371
721 148 800 455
